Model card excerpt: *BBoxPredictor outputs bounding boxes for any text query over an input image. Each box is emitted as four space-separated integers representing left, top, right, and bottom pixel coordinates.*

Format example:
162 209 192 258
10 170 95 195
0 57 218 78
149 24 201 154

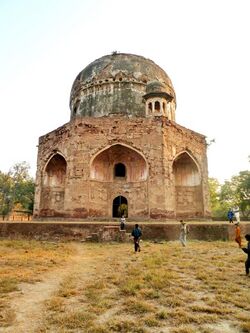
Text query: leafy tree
0 162 35 219
118 203 128 217
9 162 35 212
0 172 12 219
233 171 250 218
220 170 250 219
208 177 228 219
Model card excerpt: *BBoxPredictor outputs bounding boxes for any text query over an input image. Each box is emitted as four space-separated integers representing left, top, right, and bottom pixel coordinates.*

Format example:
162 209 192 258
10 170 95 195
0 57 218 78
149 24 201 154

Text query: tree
220 170 250 219
208 177 228 219
0 172 12 219
9 162 35 212
0 162 35 219
118 203 128 217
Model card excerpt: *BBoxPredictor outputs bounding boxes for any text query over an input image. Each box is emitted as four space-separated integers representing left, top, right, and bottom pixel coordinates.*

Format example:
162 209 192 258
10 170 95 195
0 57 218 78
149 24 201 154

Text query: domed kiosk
34 53 210 220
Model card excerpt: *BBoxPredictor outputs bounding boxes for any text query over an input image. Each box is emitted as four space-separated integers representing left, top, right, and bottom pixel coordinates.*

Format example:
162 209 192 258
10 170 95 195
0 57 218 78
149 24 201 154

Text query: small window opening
148 102 152 111
114 163 126 177
155 101 160 111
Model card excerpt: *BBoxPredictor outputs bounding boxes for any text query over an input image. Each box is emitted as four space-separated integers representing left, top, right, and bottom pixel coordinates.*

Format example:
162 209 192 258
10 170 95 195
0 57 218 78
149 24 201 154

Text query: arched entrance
112 196 128 218
173 152 203 217
40 153 67 216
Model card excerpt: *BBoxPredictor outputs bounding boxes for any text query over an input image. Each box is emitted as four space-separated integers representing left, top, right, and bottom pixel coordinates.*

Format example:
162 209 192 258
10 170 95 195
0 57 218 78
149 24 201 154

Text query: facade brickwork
34 53 210 220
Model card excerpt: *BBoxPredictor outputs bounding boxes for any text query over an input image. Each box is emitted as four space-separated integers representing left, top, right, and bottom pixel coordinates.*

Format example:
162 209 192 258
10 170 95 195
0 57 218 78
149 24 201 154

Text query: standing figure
235 222 242 248
242 234 250 276
179 220 189 247
131 224 142 252
120 215 126 230
227 209 234 223
233 206 240 223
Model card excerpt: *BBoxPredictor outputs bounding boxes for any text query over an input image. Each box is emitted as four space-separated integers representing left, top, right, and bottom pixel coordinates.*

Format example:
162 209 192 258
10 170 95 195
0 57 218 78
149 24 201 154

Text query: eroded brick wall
34 116 210 220
1 222 249 242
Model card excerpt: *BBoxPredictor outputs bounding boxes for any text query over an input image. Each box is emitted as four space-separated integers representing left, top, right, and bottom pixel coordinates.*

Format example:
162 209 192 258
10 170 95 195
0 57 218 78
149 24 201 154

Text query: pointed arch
43 153 67 187
173 151 201 186
112 195 128 218
90 143 148 182
40 153 67 216
173 151 203 217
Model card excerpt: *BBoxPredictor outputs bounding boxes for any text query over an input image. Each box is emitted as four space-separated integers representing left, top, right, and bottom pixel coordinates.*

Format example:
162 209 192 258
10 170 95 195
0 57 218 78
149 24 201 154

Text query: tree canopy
0 162 35 219
209 170 250 219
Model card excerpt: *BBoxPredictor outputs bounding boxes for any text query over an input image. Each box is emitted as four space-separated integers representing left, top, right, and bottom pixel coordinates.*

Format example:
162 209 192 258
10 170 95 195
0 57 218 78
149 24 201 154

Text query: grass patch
0 239 74 296
2 240 250 332
123 297 156 314
0 277 18 294
47 310 96 329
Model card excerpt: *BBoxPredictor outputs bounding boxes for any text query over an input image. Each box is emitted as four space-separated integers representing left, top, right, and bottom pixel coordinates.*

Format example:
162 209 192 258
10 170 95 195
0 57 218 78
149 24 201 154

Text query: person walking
131 224 142 252
120 215 126 230
227 209 234 223
242 234 250 276
179 220 189 247
233 206 240 223
235 222 242 248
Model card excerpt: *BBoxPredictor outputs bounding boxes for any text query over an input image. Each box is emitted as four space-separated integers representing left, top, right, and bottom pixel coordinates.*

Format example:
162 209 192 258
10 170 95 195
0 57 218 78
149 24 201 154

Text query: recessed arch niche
173 152 203 217
90 144 148 182
40 153 67 214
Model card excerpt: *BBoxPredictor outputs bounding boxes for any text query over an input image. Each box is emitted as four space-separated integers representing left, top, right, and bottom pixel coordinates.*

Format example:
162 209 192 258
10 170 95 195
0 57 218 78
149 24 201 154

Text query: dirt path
1 243 99 333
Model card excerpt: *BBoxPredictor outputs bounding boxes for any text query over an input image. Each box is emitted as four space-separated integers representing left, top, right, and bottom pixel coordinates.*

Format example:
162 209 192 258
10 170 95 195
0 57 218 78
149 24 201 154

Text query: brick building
33 53 210 220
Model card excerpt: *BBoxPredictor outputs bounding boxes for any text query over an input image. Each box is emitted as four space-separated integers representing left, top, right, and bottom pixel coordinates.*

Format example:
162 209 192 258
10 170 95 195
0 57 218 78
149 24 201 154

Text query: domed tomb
34 52 210 221
70 53 176 119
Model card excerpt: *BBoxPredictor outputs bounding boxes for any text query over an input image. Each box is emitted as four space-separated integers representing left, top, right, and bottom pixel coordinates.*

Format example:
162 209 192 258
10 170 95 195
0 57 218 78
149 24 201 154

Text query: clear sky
0 0 249 183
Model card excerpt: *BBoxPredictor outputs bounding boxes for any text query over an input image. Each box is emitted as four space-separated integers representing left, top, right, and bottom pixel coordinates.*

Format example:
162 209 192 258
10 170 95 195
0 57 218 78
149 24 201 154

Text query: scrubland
0 239 249 333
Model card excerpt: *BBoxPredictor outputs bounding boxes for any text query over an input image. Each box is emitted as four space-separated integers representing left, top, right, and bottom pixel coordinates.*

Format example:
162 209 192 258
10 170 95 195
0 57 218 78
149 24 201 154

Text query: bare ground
0 243 101 333
0 241 249 333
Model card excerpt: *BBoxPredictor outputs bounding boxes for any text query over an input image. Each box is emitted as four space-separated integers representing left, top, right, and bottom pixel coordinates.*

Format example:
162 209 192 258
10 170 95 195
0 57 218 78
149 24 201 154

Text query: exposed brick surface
34 54 210 220
1 222 249 242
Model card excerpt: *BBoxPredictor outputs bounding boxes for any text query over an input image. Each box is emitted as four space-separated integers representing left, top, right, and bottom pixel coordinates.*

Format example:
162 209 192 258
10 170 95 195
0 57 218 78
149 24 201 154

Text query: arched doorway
112 196 128 218
40 153 67 215
173 152 203 217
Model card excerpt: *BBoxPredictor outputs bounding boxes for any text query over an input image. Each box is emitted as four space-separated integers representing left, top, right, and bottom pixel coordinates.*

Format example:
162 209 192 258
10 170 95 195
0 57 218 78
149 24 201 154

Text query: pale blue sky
0 0 249 182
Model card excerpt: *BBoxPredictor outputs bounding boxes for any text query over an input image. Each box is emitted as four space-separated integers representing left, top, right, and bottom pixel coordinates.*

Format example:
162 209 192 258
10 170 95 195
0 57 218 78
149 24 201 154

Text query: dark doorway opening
112 196 128 218
114 163 126 178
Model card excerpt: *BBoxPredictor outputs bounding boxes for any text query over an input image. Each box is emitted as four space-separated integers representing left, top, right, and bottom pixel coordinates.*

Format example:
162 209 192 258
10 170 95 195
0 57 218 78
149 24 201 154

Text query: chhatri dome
70 53 176 120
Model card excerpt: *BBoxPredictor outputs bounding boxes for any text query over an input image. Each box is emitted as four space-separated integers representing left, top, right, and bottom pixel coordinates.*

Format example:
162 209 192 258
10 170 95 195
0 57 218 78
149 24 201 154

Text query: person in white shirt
179 220 189 247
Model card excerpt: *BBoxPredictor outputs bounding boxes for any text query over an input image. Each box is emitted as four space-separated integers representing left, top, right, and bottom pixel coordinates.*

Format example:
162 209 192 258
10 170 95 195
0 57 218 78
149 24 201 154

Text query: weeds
1 240 249 332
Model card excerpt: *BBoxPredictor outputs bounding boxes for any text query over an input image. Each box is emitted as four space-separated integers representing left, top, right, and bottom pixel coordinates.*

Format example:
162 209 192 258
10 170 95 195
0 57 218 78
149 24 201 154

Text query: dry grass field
0 239 249 333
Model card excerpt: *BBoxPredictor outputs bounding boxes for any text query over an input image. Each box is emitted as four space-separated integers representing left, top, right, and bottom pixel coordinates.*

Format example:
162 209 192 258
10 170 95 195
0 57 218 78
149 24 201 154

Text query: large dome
70 53 176 119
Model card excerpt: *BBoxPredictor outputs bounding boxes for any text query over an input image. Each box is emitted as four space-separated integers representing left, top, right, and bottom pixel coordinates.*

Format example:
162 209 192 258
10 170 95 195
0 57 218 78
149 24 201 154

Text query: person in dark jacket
242 234 250 275
227 209 234 223
131 224 142 252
